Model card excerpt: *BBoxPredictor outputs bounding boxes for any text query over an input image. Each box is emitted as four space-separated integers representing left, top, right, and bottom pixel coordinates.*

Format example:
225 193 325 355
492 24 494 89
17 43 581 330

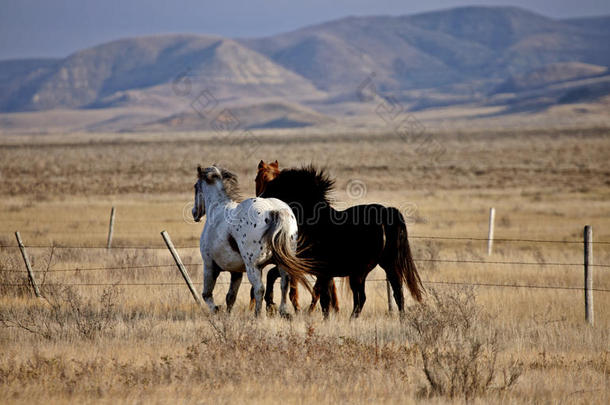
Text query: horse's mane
264 165 335 207
199 165 242 201
218 167 242 201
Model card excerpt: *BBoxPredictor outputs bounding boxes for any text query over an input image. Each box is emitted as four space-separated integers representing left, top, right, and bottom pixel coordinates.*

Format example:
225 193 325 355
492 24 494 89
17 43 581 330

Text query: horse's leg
349 276 360 318
289 277 300 312
202 260 221 313
384 269 405 313
225 272 243 313
245 265 265 317
355 281 366 318
308 277 323 313
329 279 340 313
265 266 280 314
249 287 255 311
278 269 292 319
318 277 333 320
349 275 367 319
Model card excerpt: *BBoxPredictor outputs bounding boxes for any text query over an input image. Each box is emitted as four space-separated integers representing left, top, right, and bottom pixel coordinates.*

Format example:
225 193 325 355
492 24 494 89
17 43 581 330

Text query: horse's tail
263 209 313 294
381 206 424 302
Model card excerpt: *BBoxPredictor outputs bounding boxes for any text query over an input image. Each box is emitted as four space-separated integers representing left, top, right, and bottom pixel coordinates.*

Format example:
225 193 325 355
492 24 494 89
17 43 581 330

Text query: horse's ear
258 160 265 169
197 165 203 177
271 160 279 168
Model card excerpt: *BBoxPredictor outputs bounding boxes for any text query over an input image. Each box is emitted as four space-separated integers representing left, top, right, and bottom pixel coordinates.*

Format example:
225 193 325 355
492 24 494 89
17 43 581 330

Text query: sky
1 0 609 60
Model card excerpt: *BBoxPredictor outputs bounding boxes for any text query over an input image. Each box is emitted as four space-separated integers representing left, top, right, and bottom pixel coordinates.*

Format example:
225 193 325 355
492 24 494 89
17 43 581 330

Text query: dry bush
416 240 441 272
0 245 59 298
0 316 411 399
0 254 31 297
0 285 121 340
403 287 522 400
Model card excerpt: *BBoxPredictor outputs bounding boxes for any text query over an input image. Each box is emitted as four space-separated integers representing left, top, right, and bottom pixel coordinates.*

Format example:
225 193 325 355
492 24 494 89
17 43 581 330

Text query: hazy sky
1 0 609 60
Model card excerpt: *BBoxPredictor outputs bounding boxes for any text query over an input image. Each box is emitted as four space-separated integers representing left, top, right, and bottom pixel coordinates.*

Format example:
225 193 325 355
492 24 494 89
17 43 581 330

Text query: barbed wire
2 232 610 250
2 232 608 297
1 256 609 274
0 263 191 273
1 219 608 246
1 279 609 293
1 224 607 245
0 244 181 250
416 258 610 268
409 235 610 245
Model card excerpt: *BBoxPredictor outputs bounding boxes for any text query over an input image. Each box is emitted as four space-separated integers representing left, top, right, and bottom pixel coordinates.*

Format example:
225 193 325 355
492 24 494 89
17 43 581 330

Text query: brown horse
250 160 340 314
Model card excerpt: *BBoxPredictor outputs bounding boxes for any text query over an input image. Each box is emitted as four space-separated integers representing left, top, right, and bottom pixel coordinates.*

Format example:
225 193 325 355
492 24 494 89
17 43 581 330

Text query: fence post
14 232 41 298
161 230 203 308
584 225 593 326
106 206 116 249
487 207 495 256
386 280 394 312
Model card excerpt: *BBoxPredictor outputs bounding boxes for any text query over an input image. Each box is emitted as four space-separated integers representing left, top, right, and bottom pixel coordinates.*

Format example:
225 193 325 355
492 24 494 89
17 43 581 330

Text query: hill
0 6 609 132
129 101 334 132
1 35 323 112
245 6 610 93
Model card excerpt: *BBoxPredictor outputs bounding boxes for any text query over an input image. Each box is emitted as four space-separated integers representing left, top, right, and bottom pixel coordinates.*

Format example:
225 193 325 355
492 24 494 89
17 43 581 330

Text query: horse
257 162 424 318
192 165 311 317
252 160 340 314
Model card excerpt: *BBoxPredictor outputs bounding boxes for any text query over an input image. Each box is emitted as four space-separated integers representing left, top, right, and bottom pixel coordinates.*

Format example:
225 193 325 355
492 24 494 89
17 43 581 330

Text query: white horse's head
193 165 240 222
192 166 219 222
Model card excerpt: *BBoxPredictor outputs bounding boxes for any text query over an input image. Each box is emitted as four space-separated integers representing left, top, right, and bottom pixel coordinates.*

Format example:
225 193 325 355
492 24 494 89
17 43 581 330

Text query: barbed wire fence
1 235 607 283
1 208 607 324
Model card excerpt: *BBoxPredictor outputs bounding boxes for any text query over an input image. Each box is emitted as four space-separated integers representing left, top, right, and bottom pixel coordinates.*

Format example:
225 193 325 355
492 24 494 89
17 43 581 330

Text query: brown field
1 126 609 404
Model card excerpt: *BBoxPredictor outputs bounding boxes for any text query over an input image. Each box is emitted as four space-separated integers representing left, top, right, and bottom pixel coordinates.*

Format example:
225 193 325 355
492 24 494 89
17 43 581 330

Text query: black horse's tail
381 206 424 302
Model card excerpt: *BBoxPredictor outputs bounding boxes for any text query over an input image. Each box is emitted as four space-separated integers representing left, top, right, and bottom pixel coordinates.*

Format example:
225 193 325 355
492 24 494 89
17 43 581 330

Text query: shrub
0 254 31 297
0 284 121 340
403 287 522 400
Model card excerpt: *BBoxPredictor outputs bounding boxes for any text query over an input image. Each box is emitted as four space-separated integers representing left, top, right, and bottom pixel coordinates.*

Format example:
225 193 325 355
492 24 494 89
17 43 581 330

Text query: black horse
259 166 424 318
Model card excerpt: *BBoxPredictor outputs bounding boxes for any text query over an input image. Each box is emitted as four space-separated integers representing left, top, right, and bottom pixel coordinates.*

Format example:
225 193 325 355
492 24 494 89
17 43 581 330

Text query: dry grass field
1 126 609 404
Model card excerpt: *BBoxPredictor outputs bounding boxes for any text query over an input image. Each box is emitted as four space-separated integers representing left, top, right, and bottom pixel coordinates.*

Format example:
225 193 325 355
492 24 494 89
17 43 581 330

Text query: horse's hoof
213 305 221 314
266 304 278 316
280 311 293 321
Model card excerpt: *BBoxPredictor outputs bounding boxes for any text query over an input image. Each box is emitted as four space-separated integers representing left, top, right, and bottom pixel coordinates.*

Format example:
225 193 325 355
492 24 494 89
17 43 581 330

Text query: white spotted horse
192 165 311 317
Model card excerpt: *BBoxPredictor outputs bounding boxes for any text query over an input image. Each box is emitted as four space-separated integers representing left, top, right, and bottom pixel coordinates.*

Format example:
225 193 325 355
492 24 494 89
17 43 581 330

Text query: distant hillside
245 6 610 93
131 101 334 132
562 16 610 34
0 58 59 111
0 6 609 132
0 35 323 112
494 62 608 93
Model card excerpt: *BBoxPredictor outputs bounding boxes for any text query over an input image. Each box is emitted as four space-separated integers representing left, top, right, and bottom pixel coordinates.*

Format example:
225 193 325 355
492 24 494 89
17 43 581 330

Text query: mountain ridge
1 6 609 132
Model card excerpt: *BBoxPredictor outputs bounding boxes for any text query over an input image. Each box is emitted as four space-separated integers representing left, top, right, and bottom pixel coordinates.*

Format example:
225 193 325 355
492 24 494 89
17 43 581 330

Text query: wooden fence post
161 230 203 308
15 232 41 298
584 225 593 326
487 207 495 256
106 206 115 249
386 280 394 312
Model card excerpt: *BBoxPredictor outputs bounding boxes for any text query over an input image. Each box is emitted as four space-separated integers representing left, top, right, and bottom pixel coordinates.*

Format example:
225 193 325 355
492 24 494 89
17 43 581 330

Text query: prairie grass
0 128 609 403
